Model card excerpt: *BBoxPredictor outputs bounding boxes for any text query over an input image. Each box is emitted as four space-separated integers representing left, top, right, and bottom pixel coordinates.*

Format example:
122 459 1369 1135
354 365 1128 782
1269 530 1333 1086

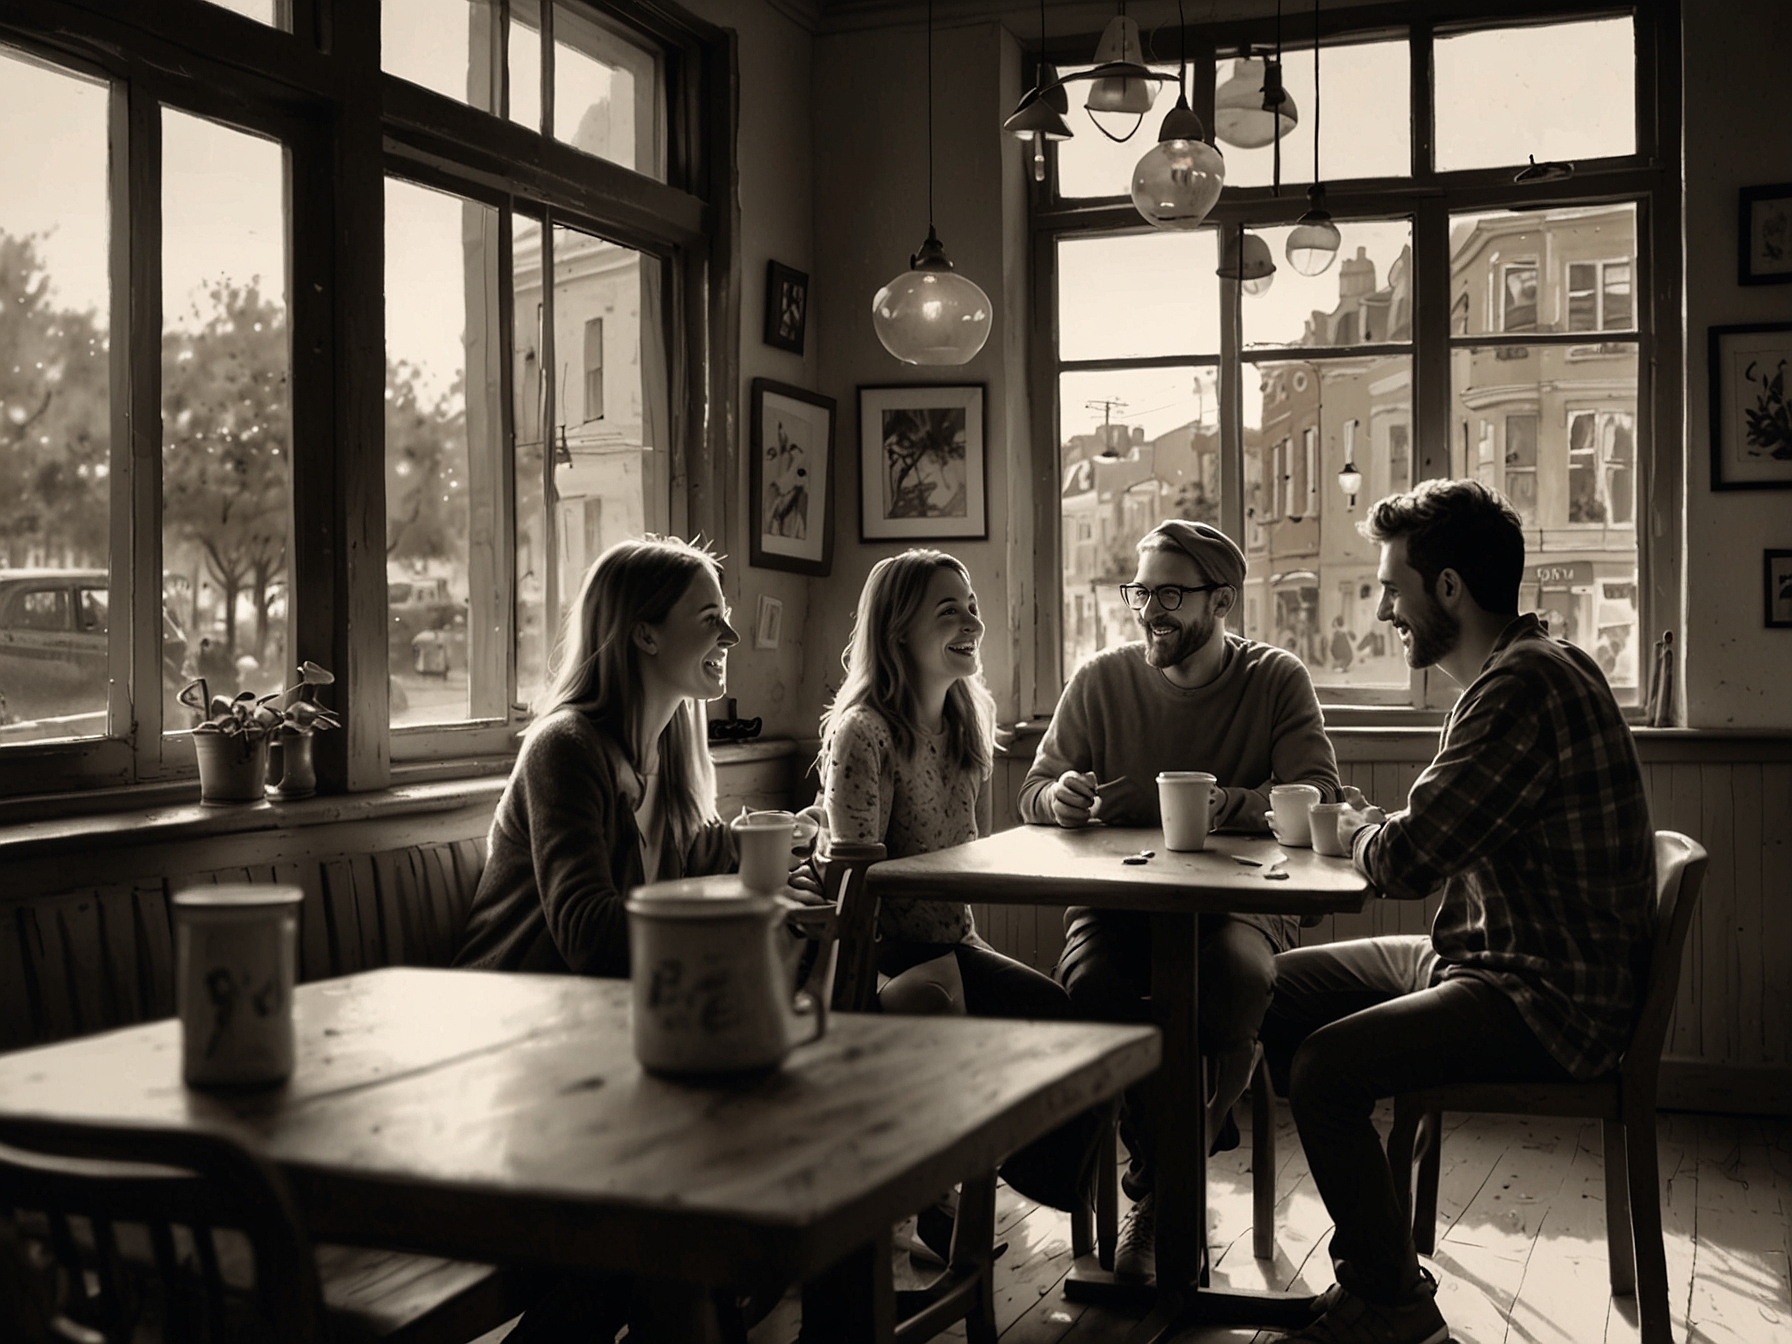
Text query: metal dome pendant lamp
1285 0 1341 276
1130 0 1227 231
1003 0 1072 183
1217 220 1277 296
872 0 992 366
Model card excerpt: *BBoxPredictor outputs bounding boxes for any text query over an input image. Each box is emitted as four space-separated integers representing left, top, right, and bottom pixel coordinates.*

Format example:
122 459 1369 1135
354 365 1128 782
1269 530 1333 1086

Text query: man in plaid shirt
1261 479 1655 1344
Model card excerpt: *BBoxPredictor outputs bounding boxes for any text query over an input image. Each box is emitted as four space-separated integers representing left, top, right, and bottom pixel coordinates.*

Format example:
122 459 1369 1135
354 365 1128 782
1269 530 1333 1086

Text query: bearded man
1019 518 1341 1280
1260 479 1654 1344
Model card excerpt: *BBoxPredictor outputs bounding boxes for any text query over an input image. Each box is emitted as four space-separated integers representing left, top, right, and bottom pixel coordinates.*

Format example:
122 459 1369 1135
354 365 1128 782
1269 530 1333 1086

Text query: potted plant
180 661 340 804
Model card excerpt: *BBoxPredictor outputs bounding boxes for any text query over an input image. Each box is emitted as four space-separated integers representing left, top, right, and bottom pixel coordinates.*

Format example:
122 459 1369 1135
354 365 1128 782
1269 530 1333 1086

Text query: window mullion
539 213 559 643
1219 264 1244 548
120 77 167 774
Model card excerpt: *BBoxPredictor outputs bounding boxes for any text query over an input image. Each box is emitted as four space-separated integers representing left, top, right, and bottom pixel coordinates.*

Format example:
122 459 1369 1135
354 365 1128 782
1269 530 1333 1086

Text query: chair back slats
818 842 886 1013
0 1118 325 1344
1623 831 1709 1084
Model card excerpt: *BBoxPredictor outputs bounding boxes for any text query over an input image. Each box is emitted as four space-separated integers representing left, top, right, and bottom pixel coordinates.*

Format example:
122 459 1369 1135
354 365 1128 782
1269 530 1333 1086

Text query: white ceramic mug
172 884 303 1088
1157 771 1219 851
1308 802 1351 858
1270 783 1324 847
626 881 827 1076
730 809 819 894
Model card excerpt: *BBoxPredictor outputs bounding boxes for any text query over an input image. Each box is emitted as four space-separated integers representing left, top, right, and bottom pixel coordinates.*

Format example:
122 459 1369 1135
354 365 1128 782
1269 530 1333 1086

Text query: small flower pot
268 727 317 801
193 731 271 805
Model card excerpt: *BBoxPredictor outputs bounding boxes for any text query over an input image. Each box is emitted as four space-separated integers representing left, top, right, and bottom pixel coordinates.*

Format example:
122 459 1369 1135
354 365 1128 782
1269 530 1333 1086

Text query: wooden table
0 966 1158 1342
869 825 1370 1338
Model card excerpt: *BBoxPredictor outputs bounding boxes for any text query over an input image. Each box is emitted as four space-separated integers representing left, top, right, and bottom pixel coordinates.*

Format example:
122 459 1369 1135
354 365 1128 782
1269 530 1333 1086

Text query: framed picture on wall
1709 322 1792 491
749 378 835 576
763 261 809 353
1738 183 1792 286
858 384 987 541
1767 550 1792 629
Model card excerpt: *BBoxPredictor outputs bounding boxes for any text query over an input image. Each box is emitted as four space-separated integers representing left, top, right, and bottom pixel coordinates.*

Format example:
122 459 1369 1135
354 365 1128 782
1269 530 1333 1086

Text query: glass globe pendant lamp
872 228 993 366
872 0 991 366
1217 225 1277 296
1287 185 1341 275
1130 5 1225 231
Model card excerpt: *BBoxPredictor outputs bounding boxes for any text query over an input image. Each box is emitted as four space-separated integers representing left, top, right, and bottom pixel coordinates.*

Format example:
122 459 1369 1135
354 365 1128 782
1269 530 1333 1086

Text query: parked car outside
0 569 188 738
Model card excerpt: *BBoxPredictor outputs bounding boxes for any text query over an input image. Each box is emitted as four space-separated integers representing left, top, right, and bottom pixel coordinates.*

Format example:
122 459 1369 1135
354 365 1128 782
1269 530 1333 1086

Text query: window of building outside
0 1 715 788
1040 7 1657 710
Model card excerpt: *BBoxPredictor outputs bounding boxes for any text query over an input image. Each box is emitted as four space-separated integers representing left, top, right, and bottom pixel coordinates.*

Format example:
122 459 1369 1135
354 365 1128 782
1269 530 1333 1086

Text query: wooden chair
0 1113 533 1344
798 840 998 1344
1384 831 1709 1344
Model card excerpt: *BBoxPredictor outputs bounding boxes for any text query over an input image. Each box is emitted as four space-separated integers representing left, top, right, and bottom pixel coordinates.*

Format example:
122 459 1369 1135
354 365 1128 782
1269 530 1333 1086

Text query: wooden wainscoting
981 729 1792 1115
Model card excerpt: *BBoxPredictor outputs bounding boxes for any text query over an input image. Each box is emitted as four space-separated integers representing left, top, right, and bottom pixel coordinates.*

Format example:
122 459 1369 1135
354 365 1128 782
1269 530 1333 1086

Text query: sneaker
1279 1270 1448 1343
1112 1192 1156 1281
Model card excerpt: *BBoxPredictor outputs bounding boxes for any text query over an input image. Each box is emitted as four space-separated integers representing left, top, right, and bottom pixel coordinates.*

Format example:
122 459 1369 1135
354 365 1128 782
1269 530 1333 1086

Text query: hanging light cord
927 0 935 233
1312 0 1321 184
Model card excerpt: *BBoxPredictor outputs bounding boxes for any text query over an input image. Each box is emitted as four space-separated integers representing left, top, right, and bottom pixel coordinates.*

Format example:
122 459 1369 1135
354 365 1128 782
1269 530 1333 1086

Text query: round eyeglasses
1117 582 1224 612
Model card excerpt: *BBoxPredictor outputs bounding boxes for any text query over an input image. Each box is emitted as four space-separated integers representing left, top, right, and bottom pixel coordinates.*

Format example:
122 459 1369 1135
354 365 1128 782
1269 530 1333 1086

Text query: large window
0 0 726 793
1036 5 1668 712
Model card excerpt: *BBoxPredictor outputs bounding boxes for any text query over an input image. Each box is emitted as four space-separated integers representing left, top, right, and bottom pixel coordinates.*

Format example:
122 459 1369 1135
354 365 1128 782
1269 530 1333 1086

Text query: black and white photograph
749 378 835 575
1739 182 1792 285
857 384 986 540
1767 550 1792 627
763 260 808 352
1709 322 1792 490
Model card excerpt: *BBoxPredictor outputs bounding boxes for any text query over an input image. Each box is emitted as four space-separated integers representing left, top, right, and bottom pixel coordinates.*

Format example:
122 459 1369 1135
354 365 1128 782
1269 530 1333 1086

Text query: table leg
799 1229 896 1343
632 1279 730 1343
1148 910 1205 1292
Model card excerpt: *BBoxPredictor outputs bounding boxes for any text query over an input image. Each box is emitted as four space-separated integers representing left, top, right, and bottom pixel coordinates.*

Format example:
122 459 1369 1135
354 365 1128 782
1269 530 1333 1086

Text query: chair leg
1095 1101 1118 1272
1251 1053 1276 1261
1618 1105 1671 1344
952 1171 999 1344
1602 1117 1636 1295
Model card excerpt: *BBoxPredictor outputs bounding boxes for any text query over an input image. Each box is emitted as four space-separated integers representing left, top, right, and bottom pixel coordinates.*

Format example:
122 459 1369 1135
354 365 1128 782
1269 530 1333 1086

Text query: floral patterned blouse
822 704 980 947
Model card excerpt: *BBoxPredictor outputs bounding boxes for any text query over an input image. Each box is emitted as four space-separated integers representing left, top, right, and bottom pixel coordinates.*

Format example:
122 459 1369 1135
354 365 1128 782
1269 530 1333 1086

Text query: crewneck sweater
1019 636 1341 833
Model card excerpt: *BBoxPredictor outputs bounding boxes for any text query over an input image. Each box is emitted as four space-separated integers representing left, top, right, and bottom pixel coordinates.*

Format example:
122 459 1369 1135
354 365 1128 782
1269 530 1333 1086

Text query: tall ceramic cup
1270 783 1323 847
731 810 800 894
1157 771 1218 851
627 880 827 1076
172 884 302 1088
1307 802 1351 858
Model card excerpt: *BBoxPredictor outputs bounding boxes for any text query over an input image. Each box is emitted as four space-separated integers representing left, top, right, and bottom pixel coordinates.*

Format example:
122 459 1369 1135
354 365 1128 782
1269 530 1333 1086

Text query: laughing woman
454 536 738 977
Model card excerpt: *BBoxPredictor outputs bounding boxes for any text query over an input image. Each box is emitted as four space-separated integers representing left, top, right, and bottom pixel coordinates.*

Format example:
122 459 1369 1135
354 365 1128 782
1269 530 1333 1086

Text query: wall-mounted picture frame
1739 183 1792 286
1709 322 1792 491
1767 550 1792 629
858 384 987 542
763 260 809 353
748 378 835 577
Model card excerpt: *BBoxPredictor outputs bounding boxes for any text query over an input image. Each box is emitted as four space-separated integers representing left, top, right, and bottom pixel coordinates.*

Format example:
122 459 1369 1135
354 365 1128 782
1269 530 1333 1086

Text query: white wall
1680 0 1792 729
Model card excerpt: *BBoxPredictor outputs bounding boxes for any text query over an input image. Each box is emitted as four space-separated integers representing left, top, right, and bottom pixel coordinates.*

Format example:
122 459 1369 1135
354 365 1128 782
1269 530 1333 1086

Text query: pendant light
1217 222 1276 296
1130 0 1227 231
1285 0 1340 276
1082 6 1157 142
1337 417 1362 505
1213 54 1298 148
1003 0 1072 183
871 0 992 366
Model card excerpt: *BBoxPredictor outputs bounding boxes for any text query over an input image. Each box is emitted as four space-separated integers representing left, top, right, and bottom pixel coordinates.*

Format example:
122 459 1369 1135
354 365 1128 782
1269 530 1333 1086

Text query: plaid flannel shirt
1353 615 1656 1079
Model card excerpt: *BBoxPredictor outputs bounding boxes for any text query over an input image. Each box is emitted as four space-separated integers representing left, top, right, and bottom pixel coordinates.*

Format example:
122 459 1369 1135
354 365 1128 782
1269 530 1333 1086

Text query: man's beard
1141 608 1218 670
1397 594 1459 669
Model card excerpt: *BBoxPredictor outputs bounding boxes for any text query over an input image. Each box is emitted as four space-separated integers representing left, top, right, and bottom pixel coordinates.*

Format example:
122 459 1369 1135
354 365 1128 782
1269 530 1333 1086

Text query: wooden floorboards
744 1100 1792 1344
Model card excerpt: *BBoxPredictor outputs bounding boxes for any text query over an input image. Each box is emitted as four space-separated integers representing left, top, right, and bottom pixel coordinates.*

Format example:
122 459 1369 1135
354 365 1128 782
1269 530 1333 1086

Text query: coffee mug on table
1307 802 1351 858
1157 771 1219 852
1269 783 1324 847
172 884 303 1088
730 809 819 894
626 878 831 1076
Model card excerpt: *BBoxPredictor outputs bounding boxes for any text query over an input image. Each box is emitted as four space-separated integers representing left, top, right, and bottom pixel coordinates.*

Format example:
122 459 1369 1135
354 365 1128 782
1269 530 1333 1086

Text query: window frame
1026 0 1680 723
0 0 735 798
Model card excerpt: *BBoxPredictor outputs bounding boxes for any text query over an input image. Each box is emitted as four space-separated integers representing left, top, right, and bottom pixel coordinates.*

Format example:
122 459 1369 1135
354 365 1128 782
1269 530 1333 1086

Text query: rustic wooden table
0 965 1159 1342
868 825 1370 1340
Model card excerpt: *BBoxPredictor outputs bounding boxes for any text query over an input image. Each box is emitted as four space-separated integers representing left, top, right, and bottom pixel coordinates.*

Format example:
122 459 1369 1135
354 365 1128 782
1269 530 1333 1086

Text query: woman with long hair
820 549 1066 1016
454 536 738 976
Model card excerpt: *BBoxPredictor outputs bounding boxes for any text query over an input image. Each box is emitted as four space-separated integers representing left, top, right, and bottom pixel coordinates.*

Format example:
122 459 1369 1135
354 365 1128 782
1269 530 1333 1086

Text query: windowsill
0 738 802 859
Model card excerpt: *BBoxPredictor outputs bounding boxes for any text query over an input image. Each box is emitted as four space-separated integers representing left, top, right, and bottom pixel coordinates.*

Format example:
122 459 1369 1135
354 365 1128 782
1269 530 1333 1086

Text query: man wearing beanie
1019 517 1340 1281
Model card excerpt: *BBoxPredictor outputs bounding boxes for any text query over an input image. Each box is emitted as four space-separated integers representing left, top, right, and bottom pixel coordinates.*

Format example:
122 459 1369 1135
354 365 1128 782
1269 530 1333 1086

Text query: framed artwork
748 378 835 576
1767 551 1792 629
763 261 809 353
1709 323 1792 491
1738 183 1792 286
858 384 987 541
753 595 784 650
